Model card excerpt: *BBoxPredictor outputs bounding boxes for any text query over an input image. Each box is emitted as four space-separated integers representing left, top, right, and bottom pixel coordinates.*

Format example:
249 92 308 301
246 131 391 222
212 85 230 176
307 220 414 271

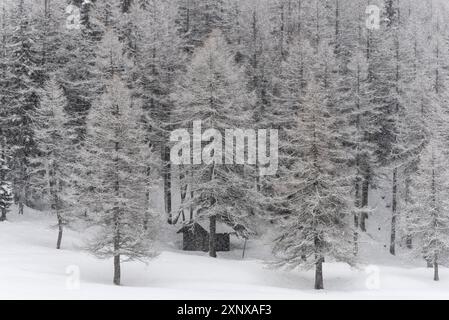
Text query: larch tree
405 140 449 281
272 77 354 290
172 30 256 258
0 4 12 222
3 0 42 215
83 74 160 286
80 30 160 285
31 77 73 249
271 2 355 289
395 0 430 250
334 0 378 253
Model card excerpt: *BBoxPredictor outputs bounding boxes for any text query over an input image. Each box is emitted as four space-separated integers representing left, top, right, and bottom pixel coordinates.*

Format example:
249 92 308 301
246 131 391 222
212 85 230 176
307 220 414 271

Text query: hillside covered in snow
0 204 447 300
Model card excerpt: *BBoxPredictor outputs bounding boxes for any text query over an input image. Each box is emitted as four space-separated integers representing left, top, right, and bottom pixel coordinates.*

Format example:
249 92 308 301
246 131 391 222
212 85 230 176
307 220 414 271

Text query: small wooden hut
177 221 235 252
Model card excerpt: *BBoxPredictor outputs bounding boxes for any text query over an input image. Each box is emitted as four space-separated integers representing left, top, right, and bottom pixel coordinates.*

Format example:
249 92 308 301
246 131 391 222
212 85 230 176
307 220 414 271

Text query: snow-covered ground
0 205 448 300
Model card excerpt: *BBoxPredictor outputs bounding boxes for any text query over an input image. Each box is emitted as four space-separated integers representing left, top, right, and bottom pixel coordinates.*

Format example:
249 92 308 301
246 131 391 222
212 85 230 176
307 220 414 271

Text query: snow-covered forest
1 0 449 298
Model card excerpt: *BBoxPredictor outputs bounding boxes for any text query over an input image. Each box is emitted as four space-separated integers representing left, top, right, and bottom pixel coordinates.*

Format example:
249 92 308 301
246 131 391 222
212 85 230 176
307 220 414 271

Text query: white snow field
0 204 448 300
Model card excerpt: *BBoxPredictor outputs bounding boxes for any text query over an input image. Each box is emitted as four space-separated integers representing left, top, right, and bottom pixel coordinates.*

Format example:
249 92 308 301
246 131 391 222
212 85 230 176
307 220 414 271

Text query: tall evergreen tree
272 78 354 290
172 31 256 257
31 77 73 249
405 140 449 281
0 4 12 222
3 0 42 214
79 30 160 285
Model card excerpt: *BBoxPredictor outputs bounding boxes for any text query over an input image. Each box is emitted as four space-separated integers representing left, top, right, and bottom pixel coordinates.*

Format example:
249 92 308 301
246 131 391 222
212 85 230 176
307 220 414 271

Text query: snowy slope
0 206 448 300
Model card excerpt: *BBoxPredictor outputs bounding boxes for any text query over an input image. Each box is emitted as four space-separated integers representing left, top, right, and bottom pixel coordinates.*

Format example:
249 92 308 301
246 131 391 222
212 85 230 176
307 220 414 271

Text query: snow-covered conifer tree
272 78 354 290
172 30 256 258
405 141 449 281
3 0 42 214
82 75 159 285
31 77 74 249
0 4 12 222
79 30 160 285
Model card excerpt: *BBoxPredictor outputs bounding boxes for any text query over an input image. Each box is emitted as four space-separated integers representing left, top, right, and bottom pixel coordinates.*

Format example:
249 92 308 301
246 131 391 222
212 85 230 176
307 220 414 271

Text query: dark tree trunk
354 173 361 255
315 256 324 290
242 239 247 259
113 208 121 285
0 136 7 222
179 171 187 222
434 255 439 281
405 173 413 249
113 254 121 285
143 165 152 230
189 170 194 221
314 231 324 290
209 215 217 258
56 213 63 250
390 168 397 255
189 195 194 221
360 172 369 231
113 132 121 286
164 143 172 224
